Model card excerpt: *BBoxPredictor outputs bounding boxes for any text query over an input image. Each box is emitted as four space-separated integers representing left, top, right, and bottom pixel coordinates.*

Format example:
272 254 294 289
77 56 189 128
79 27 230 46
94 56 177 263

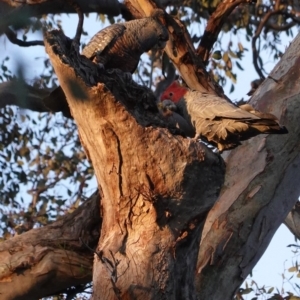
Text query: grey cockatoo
161 81 288 151
82 9 169 73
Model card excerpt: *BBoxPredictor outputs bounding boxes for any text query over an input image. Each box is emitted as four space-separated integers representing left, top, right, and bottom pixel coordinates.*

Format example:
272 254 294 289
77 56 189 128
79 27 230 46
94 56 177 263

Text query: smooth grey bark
196 33 300 300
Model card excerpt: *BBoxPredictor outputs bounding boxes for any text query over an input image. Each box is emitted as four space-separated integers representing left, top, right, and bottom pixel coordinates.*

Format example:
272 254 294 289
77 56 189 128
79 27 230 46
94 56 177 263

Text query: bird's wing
186 92 261 120
82 24 126 60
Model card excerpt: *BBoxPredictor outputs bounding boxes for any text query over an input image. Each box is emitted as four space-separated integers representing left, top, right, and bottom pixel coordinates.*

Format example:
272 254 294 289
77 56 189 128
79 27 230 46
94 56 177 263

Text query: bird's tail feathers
249 122 288 134
239 104 288 134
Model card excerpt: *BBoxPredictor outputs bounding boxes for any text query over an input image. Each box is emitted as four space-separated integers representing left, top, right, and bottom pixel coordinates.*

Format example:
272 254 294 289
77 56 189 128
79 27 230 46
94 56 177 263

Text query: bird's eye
169 92 173 97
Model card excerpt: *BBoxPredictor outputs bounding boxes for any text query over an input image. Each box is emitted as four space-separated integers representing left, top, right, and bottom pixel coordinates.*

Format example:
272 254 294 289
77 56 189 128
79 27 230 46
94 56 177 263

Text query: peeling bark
44 30 225 299
0 191 100 300
196 34 300 300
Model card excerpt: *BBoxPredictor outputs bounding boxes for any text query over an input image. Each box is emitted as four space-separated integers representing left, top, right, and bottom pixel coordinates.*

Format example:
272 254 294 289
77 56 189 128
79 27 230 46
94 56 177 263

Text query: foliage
0 106 94 238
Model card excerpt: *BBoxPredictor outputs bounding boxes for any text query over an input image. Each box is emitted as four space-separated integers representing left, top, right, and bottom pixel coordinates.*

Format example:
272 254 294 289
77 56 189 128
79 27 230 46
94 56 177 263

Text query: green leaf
229 50 238 58
238 42 244 52
212 50 222 60
223 51 229 63
240 288 253 294
288 266 298 272
236 61 244 71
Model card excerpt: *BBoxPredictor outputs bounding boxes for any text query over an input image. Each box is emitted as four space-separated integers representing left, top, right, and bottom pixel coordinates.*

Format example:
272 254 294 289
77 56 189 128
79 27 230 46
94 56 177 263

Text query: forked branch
196 0 254 64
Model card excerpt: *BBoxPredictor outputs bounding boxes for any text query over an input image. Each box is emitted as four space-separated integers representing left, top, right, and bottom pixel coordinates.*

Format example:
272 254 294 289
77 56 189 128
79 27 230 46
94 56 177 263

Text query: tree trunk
44 31 225 299
1 5 300 299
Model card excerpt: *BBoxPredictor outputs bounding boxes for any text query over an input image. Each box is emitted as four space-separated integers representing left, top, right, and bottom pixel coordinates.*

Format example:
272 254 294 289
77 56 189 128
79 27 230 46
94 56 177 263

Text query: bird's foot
194 138 220 153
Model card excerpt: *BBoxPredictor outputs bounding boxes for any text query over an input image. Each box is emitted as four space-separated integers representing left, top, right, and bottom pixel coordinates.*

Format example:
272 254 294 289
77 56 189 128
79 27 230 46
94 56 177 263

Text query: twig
79 237 99 256
4 27 44 47
66 0 84 49
252 9 300 79
263 21 296 31
196 0 254 64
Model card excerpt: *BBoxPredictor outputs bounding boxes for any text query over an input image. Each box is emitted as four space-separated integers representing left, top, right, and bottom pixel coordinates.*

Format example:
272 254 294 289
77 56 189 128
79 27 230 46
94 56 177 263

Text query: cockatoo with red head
160 81 288 151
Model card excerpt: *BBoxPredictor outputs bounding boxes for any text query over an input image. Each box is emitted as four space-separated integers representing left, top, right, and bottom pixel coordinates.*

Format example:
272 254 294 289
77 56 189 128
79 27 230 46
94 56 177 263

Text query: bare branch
66 0 84 48
0 0 120 32
252 9 300 80
0 80 49 110
4 27 44 47
0 80 72 117
264 21 297 31
196 0 253 64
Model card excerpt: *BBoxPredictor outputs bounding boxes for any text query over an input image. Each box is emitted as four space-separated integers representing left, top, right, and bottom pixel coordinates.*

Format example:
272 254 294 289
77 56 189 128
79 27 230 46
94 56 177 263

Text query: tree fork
44 30 225 299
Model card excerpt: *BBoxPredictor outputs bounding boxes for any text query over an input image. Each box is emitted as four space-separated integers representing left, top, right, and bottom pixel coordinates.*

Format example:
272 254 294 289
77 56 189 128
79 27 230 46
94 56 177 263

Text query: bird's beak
157 40 167 49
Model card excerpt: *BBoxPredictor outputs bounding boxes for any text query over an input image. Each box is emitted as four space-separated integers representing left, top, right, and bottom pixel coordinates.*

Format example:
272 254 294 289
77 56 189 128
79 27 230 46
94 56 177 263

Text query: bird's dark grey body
82 13 169 73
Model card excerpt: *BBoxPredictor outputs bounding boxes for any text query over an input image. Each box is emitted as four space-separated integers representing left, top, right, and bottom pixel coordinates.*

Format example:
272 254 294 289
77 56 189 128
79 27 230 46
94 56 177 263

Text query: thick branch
0 191 101 300
196 33 300 300
0 0 120 33
0 80 49 111
0 80 72 118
